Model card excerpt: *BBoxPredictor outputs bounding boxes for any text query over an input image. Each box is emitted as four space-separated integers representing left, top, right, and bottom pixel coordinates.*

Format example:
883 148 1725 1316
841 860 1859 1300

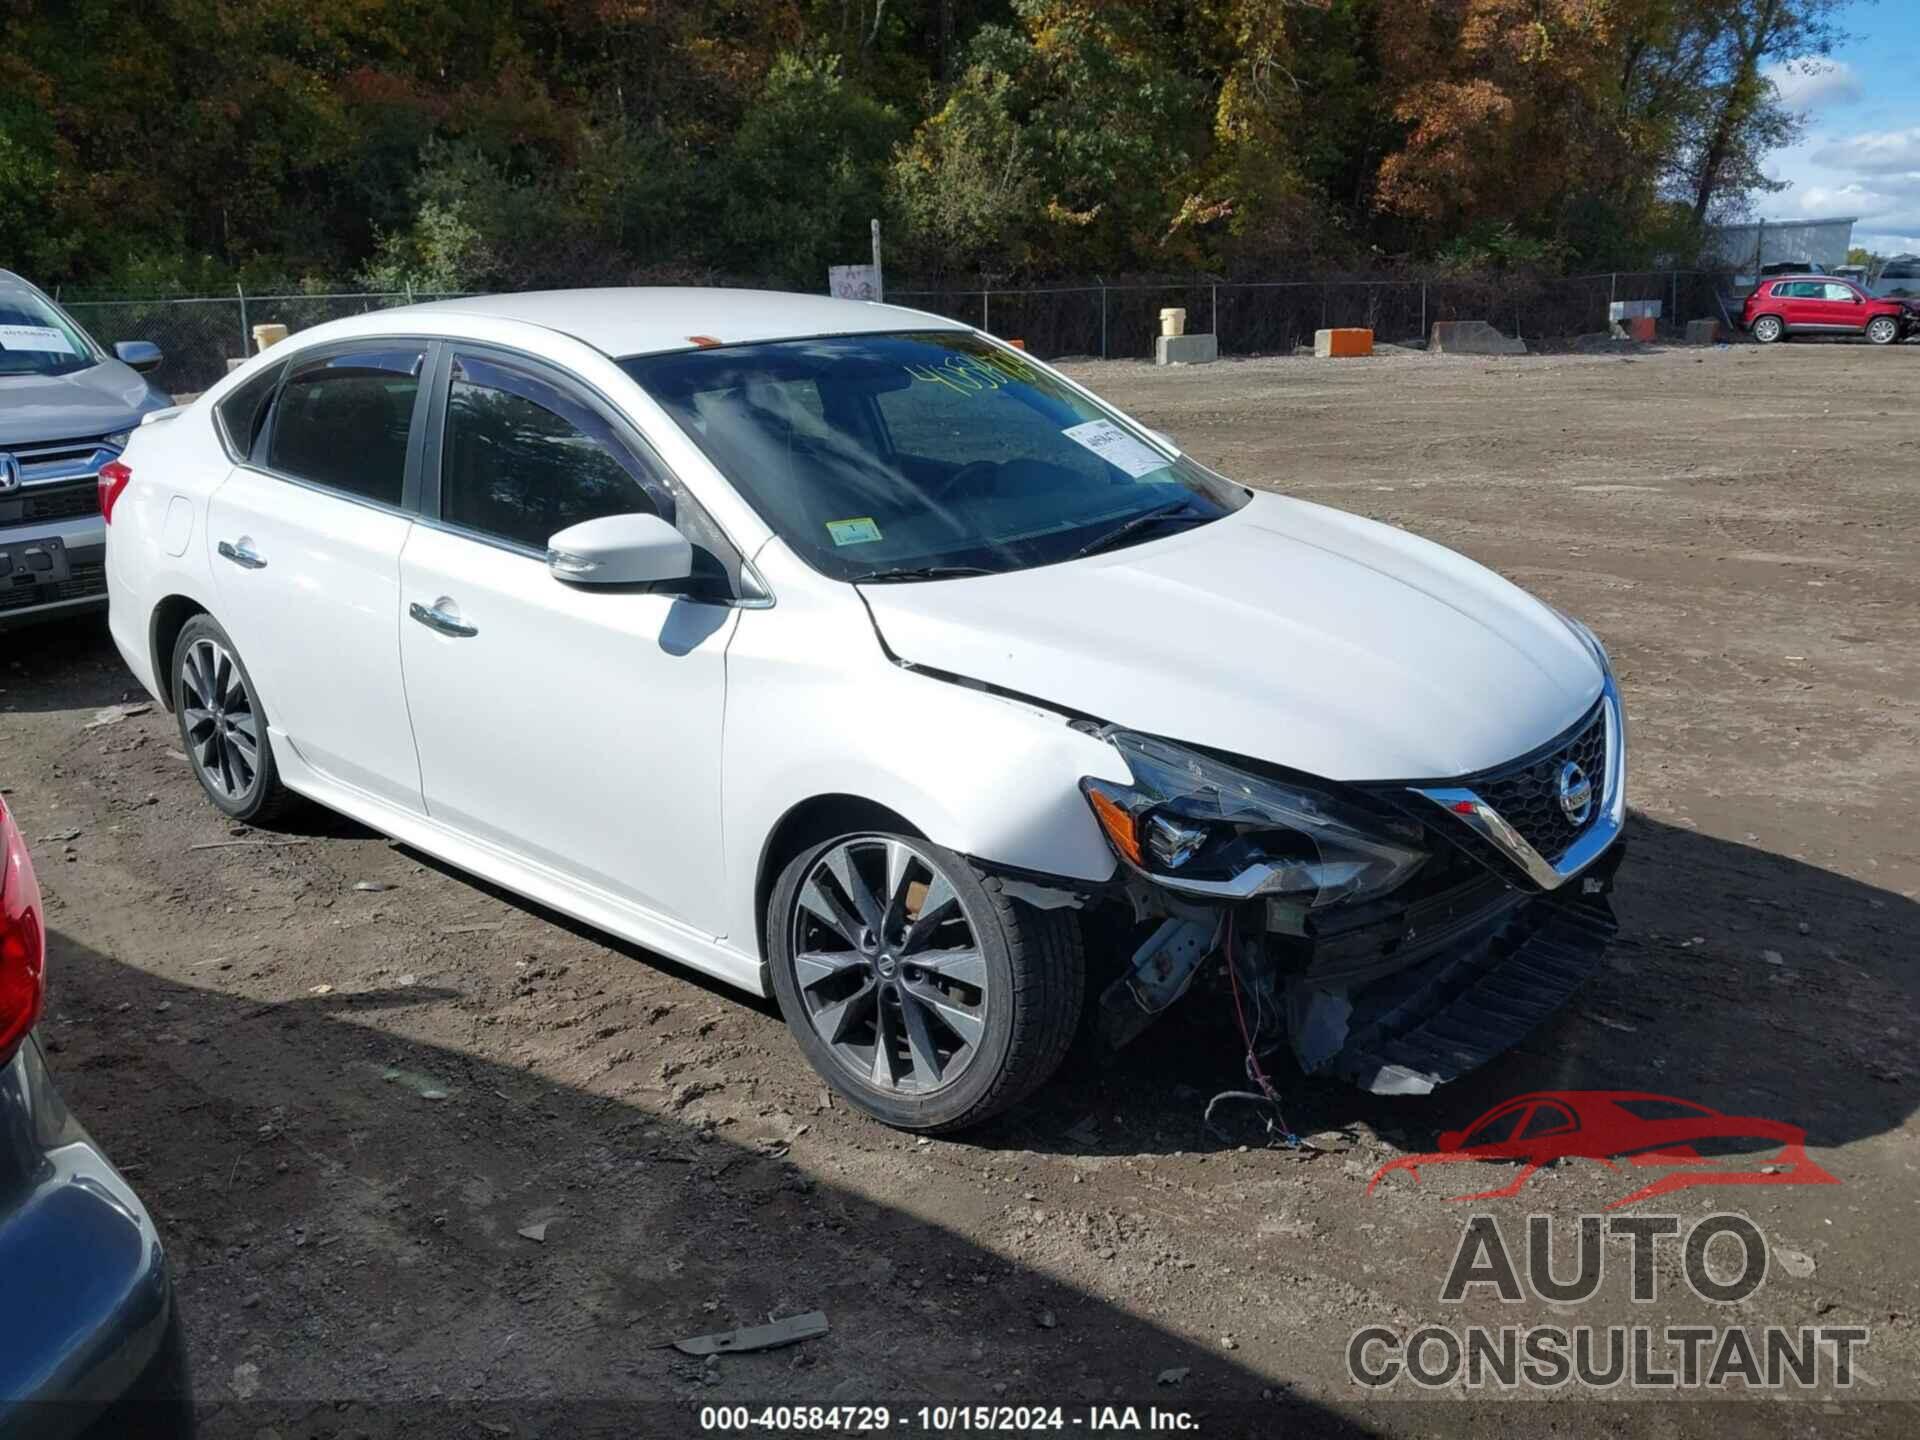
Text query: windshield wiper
1068 500 1211 562
850 564 1000 584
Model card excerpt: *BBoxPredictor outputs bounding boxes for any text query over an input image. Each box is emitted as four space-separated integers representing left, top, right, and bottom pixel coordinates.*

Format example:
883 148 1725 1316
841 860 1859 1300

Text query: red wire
1223 909 1292 1136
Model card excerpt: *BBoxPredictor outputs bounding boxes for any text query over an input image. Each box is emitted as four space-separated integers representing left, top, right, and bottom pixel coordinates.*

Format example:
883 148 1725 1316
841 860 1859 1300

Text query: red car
1366 1090 1839 1210
1742 274 1916 346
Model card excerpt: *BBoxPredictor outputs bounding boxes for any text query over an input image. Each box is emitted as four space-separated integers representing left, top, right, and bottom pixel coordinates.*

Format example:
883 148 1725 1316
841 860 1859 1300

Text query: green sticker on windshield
827 516 883 546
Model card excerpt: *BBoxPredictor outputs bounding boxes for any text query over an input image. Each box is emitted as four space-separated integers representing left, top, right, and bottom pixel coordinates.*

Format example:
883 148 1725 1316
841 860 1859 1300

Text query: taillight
98 458 133 525
0 796 46 1065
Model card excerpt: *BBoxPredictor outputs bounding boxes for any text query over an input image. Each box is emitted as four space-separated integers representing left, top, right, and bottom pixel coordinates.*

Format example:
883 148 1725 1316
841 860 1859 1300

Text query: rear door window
266 348 425 507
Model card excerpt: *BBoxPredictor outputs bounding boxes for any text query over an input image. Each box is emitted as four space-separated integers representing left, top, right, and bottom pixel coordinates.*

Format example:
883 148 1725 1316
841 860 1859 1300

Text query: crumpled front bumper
1279 841 1624 1094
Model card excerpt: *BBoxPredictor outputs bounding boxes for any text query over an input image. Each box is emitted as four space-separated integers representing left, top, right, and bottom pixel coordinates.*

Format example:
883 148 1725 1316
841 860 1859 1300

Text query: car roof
398 287 969 357
0 269 50 300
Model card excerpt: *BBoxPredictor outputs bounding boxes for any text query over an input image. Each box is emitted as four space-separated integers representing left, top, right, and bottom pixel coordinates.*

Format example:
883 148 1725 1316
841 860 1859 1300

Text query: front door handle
409 599 478 638
217 539 267 570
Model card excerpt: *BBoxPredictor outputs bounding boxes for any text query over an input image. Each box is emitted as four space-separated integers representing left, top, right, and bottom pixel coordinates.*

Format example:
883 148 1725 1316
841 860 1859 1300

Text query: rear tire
171 614 296 825
1751 314 1785 344
768 831 1083 1133
1866 316 1899 346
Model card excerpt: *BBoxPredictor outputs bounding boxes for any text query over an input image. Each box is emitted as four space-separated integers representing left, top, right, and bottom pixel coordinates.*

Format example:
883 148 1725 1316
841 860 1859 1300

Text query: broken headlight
1081 731 1426 907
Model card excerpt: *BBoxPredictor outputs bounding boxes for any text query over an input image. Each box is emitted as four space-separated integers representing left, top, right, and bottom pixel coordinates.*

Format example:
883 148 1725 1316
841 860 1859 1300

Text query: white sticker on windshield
0 324 76 355
1062 419 1170 479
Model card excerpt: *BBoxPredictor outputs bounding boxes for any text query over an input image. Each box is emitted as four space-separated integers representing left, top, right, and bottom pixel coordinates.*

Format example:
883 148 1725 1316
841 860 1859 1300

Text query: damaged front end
1073 670 1627 1096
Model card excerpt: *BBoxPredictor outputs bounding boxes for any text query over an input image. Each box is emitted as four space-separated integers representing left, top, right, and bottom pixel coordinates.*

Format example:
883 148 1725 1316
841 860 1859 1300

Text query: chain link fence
889 271 1723 361
58 290 468 397
53 272 1723 395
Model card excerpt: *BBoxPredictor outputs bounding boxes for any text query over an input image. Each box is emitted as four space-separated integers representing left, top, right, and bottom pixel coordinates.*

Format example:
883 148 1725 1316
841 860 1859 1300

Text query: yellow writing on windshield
904 348 1040 396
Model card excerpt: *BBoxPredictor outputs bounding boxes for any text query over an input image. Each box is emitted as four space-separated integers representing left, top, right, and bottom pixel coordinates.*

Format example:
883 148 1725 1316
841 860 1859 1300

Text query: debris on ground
83 702 152 730
518 1221 550 1244
354 881 394 892
671 1310 829 1356
1776 1248 1817 1279
189 838 315 852
1157 1366 1190 1386
37 829 82 844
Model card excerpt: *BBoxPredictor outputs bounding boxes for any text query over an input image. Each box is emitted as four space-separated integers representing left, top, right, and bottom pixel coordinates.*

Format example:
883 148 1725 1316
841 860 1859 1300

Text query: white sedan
105 290 1625 1131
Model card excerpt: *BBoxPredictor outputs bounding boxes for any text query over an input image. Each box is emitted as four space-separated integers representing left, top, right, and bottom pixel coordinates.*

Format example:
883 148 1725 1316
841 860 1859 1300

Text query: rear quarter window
216 362 285 463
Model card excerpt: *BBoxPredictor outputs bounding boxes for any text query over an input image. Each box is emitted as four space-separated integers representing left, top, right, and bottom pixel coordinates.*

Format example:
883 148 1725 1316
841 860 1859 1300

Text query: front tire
1866 316 1899 346
768 832 1083 1133
1752 314 1785 344
171 614 295 824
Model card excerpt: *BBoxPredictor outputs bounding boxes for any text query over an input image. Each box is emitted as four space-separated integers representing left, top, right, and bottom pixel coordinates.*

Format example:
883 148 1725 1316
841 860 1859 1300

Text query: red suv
1742 275 1916 346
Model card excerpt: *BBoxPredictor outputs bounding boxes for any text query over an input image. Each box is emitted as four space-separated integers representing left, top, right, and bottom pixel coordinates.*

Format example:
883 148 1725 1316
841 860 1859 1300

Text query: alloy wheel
180 637 260 800
1867 317 1898 344
1754 316 1782 343
788 837 989 1095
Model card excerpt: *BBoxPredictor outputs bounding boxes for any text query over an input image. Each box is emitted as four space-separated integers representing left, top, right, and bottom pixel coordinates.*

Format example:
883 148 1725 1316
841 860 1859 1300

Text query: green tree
720 49 903 286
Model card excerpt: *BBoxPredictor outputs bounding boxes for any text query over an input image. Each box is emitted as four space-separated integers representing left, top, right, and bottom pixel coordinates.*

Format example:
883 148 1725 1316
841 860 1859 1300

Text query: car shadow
0 615 136 715
42 923 1910 1439
38 930 1375 1440
992 812 1919 1165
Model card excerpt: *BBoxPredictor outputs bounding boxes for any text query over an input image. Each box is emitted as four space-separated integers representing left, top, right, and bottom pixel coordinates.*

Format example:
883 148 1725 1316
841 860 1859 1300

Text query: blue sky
1762 0 1920 255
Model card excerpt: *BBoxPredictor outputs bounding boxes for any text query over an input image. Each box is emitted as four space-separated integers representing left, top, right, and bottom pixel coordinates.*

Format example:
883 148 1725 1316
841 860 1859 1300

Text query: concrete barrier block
1314 327 1374 358
1155 333 1218 366
1685 319 1720 345
1429 320 1527 356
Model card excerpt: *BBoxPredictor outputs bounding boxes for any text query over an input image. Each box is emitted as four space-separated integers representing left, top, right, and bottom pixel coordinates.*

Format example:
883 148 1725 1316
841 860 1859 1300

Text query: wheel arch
148 594 208 712
753 794 927 985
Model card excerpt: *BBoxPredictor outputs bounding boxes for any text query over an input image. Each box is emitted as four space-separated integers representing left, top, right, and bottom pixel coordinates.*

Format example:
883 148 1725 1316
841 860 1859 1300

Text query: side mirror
547 513 691 587
114 340 164 374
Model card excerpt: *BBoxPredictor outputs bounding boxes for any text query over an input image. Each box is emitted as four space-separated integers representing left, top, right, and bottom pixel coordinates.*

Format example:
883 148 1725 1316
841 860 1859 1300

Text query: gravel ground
2 341 1916 1437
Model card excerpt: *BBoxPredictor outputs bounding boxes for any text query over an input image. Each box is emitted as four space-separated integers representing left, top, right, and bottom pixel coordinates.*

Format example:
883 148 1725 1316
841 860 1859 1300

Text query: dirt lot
3 342 1917 1437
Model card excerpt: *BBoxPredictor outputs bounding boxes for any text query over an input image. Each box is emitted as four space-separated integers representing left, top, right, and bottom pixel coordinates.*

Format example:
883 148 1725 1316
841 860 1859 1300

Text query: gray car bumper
0 1037 190 1439
0 517 107 630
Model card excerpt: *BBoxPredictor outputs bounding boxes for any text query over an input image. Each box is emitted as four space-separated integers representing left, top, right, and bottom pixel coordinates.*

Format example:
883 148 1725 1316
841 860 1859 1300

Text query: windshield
620 332 1247 581
0 287 99 379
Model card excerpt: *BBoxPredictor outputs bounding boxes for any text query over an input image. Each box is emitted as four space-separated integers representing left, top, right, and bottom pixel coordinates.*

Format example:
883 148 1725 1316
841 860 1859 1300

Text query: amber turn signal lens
1085 786 1143 867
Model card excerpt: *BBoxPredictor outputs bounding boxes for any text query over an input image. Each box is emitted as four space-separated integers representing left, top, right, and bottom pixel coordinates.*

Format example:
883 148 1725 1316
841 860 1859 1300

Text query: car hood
857 492 1604 782
0 361 167 447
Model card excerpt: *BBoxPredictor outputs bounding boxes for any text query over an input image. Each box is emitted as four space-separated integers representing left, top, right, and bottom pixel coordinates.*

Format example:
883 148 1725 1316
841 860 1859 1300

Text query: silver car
1 272 170 629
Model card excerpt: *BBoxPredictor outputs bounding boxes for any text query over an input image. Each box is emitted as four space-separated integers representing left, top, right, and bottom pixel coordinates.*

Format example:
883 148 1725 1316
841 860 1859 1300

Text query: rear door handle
217 539 267 570
409 600 478 638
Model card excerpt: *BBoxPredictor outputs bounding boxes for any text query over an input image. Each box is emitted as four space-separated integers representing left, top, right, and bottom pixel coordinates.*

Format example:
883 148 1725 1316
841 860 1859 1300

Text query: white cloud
1767 125 1920 253
1857 233 1920 255
1810 127 1920 174
1764 58 1865 112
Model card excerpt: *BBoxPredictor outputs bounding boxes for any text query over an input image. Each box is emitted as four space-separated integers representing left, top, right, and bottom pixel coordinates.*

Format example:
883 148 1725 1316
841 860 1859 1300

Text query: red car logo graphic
1367 1091 1838 1210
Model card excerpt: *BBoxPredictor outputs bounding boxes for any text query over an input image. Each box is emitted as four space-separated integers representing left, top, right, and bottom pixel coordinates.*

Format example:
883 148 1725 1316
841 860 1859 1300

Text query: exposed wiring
1205 908 1301 1149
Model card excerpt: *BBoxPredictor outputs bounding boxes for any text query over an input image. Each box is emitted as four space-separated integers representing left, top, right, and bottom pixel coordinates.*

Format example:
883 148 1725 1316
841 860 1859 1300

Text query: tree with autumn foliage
0 0 1853 290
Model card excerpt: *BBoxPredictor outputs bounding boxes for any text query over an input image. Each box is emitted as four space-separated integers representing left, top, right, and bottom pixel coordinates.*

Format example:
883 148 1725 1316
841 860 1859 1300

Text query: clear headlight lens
103 429 132 451
1081 731 1427 907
